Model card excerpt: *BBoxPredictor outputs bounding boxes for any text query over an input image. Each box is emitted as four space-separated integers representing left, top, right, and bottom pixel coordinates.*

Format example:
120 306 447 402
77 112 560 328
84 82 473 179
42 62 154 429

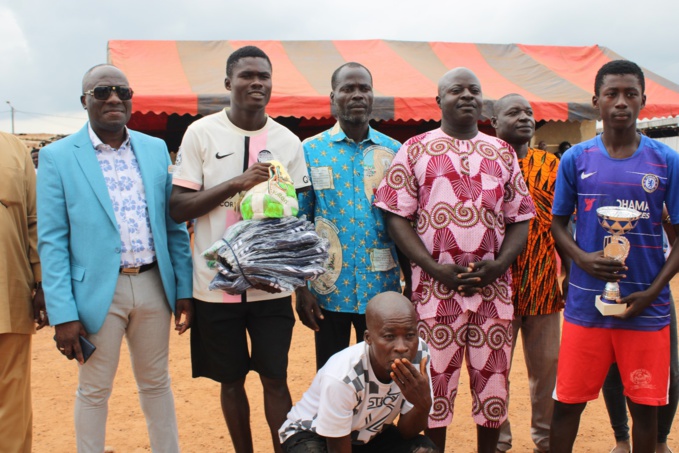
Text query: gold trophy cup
595 206 641 316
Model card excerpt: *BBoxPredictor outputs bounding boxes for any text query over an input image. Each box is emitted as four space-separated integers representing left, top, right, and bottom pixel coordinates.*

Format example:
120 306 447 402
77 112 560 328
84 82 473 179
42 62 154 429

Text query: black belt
120 261 157 275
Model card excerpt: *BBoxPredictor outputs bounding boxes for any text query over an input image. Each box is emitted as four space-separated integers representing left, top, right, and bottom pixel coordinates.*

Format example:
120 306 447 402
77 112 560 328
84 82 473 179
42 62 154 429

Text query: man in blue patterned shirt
295 63 408 369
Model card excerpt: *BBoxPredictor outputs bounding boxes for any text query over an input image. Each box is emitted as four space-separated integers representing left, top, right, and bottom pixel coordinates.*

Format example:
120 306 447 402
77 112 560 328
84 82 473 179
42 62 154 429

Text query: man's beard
338 109 371 125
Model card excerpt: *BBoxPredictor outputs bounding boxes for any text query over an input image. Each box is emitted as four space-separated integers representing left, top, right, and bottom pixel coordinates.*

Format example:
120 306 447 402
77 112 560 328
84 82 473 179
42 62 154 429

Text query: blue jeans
602 297 679 444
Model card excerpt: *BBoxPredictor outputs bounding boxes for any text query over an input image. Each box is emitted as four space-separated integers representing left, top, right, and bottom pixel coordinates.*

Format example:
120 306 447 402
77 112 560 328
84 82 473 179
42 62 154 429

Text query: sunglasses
83 85 134 101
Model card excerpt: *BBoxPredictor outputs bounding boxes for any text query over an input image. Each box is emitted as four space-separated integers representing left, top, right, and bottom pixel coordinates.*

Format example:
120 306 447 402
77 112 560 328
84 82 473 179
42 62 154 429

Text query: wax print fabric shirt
89 124 155 268
553 134 679 331
173 110 310 303
0 132 41 334
374 130 536 321
298 123 401 314
512 148 563 315
279 339 430 445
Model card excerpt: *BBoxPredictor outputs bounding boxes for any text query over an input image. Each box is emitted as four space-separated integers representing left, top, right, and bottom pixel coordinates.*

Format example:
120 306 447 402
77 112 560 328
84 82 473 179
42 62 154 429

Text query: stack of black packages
202 216 329 295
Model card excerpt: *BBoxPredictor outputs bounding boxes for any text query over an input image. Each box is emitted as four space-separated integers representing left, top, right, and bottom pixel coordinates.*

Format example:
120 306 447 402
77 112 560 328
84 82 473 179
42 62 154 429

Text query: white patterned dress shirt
88 124 156 267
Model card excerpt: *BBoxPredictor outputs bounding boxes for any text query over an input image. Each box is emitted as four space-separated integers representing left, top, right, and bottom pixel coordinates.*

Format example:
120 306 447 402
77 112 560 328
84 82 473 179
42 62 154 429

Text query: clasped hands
431 260 505 296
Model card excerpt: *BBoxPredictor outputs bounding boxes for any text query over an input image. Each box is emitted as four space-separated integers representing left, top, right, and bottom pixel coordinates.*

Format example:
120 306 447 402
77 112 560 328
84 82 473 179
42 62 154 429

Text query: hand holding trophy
595 206 641 315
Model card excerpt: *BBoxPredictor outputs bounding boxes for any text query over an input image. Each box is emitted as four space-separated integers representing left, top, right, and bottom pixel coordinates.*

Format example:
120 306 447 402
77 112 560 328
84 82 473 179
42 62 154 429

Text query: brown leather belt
120 261 157 275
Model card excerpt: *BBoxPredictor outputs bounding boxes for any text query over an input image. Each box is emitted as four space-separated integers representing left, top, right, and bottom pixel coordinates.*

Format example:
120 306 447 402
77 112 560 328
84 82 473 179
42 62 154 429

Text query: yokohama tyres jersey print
374 130 536 320
552 134 679 330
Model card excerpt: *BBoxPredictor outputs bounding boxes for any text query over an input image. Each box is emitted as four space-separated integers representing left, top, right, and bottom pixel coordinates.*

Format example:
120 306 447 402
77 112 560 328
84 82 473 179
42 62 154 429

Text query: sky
1 0 678 134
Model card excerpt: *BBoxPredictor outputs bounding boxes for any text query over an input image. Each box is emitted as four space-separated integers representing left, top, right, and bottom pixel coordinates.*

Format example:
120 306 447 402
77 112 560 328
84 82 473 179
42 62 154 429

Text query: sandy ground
31 278 679 452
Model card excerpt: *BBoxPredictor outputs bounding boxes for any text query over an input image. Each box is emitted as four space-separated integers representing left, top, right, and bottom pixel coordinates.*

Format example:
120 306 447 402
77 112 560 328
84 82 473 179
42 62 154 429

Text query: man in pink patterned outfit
374 67 535 453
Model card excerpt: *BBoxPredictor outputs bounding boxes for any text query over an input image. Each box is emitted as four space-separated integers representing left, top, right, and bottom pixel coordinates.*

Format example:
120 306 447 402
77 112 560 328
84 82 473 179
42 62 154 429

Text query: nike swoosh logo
216 152 234 160
581 171 597 179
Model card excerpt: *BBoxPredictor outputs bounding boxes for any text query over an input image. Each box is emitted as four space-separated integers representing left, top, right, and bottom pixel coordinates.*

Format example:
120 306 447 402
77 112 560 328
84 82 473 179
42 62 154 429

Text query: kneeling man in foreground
279 291 438 453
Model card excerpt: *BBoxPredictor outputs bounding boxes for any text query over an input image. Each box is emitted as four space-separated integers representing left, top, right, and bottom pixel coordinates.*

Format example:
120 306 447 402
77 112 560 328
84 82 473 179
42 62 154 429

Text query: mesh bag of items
240 160 299 220
203 216 329 295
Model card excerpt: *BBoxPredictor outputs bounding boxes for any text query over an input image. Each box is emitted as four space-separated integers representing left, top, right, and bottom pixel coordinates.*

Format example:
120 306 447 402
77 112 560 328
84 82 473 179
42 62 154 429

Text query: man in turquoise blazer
37 64 192 453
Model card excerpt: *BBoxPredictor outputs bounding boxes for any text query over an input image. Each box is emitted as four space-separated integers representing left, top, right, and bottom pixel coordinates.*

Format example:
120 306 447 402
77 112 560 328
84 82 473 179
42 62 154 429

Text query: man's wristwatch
35 281 42 290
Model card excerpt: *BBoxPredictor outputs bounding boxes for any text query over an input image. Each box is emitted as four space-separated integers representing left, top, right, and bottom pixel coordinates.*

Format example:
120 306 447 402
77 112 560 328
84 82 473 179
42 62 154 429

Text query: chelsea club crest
641 174 659 193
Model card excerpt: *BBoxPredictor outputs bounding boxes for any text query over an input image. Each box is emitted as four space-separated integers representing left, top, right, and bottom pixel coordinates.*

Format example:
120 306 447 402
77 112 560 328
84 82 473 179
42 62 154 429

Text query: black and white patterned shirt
279 339 430 445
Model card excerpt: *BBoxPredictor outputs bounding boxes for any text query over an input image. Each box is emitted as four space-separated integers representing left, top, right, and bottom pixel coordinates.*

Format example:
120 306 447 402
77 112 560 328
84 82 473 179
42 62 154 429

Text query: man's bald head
437 67 480 96
491 93 535 152
493 93 526 116
80 64 132 137
365 291 417 332
436 67 483 138
364 292 420 383
82 64 127 92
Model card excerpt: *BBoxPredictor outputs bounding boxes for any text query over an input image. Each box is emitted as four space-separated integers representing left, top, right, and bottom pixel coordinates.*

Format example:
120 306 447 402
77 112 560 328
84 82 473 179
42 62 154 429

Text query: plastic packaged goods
240 160 299 220
202 216 329 295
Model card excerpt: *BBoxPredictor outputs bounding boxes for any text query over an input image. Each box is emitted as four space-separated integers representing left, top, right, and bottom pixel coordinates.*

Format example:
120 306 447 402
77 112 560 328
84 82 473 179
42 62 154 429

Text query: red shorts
555 320 670 406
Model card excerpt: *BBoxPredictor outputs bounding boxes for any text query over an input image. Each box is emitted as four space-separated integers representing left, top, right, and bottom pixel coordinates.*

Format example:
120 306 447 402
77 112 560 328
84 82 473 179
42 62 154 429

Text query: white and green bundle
240 160 299 220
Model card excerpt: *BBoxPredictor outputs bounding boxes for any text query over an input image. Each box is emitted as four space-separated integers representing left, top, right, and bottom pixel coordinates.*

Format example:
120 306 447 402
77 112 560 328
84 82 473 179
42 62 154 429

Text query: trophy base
596 296 627 316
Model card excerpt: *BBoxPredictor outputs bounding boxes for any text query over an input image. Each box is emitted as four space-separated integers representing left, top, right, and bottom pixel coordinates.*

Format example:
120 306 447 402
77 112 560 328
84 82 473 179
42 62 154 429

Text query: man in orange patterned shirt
492 94 567 453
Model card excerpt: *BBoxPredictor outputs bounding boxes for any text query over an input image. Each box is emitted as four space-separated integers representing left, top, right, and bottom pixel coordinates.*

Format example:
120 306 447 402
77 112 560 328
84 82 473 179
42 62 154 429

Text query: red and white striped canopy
108 39 679 122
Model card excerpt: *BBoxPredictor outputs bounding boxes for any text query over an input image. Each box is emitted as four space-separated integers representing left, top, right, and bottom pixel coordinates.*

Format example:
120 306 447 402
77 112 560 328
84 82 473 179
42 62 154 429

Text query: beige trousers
74 267 179 453
497 312 561 452
0 333 32 453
